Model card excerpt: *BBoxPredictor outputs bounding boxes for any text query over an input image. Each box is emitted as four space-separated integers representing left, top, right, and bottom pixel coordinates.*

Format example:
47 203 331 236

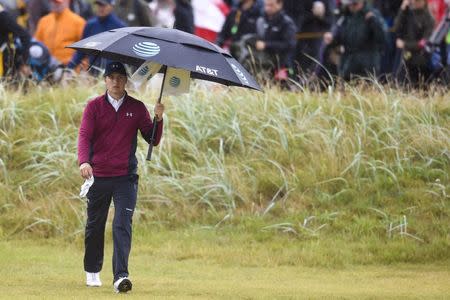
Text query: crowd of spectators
1 0 449 87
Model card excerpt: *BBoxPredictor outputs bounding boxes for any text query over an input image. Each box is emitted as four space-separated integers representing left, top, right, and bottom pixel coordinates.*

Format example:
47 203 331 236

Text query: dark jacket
70 0 93 20
174 0 194 34
394 7 435 67
68 13 127 69
332 4 386 79
373 0 402 22
216 1 261 47
78 92 163 177
0 10 31 74
298 0 334 33
282 0 303 30
116 0 152 26
256 10 297 67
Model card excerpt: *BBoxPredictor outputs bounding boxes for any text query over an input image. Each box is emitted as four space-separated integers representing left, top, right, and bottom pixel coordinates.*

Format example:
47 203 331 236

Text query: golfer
77 61 164 293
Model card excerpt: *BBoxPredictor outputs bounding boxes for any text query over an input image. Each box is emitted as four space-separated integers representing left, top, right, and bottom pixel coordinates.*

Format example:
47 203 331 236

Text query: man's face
95 2 113 17
105 73 127 95
50 0 68 13
264 0 282 17
348 1 364 13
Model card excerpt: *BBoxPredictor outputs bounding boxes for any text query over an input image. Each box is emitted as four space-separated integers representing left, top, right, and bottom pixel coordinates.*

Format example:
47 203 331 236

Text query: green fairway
1 229 449 299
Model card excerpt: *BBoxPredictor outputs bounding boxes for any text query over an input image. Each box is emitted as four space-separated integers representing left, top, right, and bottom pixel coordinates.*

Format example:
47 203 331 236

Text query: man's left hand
154 103 165 121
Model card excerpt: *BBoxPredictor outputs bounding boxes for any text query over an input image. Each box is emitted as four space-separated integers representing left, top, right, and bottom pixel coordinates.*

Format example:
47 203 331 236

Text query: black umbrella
68 26 261 160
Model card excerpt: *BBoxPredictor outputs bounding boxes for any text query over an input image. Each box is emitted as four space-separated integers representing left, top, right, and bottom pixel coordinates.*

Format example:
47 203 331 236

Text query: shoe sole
86 281 102 287
117 278 132 293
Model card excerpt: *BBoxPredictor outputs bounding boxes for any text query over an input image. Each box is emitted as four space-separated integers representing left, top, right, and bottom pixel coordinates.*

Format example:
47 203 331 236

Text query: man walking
78 61 164 293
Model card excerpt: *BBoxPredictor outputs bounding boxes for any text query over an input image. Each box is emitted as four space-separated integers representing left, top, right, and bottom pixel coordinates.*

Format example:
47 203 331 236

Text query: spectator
115 0 152 26
68 0 126 74
283 0 304 30
254 0 297 79
148 0 175 28
373 0 403 23
174 0 194 33
394 0 435 85
296 0 335 74
0 3 31 78
34 0 85 66
70 0 94 20
26 0 50 35
323 0 386 80
216 0 261 51
0 0 28 27
372 0 402 76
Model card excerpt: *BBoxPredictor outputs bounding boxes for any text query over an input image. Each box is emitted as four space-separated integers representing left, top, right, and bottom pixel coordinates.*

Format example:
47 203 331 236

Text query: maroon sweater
78 92 163 177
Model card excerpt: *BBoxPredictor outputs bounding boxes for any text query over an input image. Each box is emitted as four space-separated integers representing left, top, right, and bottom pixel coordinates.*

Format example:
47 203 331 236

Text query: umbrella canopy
67 27 261 91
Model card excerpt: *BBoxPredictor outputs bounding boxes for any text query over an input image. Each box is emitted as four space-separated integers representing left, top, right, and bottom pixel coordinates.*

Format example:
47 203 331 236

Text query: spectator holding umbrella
394 0 435 86
323 0 386 81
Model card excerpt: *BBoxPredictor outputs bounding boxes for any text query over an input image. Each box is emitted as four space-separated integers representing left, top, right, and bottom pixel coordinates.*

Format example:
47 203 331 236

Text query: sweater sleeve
138 103 163 146
78 101 95 165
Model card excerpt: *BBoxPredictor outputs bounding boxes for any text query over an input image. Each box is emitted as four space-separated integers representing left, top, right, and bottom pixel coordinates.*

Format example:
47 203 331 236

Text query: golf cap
95 0 115 5
104 62 127 77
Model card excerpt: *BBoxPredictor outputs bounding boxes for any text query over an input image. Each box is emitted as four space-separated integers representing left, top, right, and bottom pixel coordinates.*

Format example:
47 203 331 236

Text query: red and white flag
192 0 230 42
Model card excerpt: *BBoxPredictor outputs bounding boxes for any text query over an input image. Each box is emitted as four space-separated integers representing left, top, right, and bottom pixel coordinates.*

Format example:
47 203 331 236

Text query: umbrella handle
146 115 159 161
146 65 167 161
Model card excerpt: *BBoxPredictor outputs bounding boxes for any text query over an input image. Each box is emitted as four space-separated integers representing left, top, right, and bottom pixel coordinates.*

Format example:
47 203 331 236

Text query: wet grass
0 79 449 268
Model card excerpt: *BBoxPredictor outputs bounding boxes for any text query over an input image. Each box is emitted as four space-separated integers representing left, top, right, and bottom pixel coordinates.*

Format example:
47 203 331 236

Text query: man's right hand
80 162 93 179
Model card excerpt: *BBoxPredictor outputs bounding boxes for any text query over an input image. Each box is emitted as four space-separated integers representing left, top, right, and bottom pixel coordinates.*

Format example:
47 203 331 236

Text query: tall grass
0 78 449 262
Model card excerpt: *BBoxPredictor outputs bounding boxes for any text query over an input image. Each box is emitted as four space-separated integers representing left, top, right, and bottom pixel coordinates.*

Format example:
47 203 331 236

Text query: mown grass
1 227 449 299
0 78 449 266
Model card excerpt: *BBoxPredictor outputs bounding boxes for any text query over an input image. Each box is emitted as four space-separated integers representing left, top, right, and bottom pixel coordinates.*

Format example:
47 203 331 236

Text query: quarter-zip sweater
78 92 163 177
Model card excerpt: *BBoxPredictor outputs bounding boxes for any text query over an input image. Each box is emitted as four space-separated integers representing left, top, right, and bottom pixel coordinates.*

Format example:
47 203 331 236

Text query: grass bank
0 79 449 266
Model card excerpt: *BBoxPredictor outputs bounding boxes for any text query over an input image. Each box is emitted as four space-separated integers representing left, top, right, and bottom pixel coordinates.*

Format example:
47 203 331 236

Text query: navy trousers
84 174 138 281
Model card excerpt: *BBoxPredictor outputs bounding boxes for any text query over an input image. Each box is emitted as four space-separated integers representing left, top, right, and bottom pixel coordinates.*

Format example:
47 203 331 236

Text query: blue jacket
68 13 127 69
